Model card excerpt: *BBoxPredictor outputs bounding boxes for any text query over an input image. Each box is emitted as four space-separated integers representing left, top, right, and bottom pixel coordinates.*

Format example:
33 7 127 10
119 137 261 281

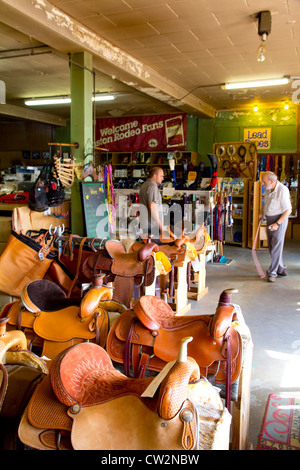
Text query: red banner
95 113 186 152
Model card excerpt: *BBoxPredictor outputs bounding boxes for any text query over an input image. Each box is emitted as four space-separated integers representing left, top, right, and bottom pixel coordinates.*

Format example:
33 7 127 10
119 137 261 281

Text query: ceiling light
223 77 289 90
25 97 71 106
25 94 115 106
257 36 267 62
256 11 271 62
93 95 115 102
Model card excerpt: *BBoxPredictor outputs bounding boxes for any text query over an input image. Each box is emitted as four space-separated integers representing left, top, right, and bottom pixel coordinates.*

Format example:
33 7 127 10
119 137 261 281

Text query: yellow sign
244 128 271 150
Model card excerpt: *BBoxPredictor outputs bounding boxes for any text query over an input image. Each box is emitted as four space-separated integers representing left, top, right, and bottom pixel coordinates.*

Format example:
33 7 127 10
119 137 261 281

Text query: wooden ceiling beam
0 103 66 126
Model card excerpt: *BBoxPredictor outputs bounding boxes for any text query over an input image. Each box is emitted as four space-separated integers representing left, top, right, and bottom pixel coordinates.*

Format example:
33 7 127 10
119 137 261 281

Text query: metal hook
49 224 57 236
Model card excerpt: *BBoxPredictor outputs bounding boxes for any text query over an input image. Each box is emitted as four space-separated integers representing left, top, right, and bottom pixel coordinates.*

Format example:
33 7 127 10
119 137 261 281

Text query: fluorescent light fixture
223 77 289 90
93 94 115 102
25 97 71 106
25 94 115 106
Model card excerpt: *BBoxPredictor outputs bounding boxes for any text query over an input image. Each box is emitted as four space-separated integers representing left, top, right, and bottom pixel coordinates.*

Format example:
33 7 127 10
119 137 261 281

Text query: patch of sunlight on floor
265 349 300 388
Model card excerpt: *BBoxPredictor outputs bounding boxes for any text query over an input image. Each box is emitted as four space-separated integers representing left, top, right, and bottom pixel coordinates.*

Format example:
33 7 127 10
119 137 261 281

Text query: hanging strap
280 155 286 182
252 220 266 278
67 237 88 297
225 334 232 413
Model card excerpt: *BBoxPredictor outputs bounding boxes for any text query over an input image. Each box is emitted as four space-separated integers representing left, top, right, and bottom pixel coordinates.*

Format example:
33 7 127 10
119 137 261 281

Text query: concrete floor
188 239 300 449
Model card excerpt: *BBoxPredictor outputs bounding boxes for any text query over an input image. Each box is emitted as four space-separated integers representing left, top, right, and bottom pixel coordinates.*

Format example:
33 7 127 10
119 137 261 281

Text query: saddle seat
131 240 187 263
17 340 232 450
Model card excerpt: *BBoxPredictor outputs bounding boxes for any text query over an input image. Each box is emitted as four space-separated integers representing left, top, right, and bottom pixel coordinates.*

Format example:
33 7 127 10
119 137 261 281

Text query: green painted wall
214 106 296 153
186 115 198 151
55 107 297 172
197 118 214 165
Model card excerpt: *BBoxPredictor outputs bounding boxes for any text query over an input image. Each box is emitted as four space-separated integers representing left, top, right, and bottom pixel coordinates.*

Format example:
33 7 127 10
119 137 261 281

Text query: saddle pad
33 306 100 342
68 395 196 450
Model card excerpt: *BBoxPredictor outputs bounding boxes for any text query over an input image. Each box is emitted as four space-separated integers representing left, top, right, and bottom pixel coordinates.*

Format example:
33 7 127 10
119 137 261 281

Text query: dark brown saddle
0 277 126 362
17 339 224 450
82 239 159 307
106 288 243 411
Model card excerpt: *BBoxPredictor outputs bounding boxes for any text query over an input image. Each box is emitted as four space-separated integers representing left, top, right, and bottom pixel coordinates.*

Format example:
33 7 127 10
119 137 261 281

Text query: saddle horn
177 336 193 362
218 288 238 306
210 288 238 339
158 336 200 421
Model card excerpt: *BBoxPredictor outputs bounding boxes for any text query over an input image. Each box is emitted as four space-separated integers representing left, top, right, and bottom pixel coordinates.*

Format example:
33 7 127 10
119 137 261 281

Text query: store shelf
96 151 197 181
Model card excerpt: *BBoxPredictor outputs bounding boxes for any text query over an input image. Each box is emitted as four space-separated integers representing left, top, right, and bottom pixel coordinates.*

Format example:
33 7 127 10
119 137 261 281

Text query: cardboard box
260 225 268 240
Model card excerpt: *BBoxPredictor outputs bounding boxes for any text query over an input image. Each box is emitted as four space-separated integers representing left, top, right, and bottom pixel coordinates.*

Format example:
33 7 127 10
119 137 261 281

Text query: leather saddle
82 239 159 307
0 320 48 450
130 226 204 299
0 276 126 363
18 338 230 450
106 288 243 411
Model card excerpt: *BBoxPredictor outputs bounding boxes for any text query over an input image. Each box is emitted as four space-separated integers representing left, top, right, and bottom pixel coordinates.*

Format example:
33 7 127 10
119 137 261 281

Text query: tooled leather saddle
106 288 243 411
17 339 230 450
0 276 126 363
82 238 159 307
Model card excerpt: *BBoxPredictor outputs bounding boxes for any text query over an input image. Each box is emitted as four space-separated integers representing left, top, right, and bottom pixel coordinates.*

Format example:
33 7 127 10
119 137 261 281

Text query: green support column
70 51 94 235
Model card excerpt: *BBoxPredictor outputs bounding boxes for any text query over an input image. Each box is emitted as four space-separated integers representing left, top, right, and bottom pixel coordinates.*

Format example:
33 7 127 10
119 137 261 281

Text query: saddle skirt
106 294 243 386
18 341 231 450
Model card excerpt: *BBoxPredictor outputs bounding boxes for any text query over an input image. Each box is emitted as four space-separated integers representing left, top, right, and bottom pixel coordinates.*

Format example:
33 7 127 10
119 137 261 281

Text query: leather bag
28 163 65 212
0 230 57 297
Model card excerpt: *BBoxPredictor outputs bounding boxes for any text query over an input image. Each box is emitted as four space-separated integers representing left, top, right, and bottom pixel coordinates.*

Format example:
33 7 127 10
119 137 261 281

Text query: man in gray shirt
139 166 165 240
259 171 292 282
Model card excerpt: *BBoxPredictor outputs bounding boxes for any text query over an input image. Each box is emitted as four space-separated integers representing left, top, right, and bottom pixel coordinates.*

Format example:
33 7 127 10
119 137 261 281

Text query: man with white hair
259 171 292 283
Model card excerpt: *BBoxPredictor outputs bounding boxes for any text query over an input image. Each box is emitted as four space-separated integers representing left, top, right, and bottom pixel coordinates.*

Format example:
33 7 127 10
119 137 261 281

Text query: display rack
217 178 249 248
95 151 198 182
213 141 257 180
247 180 268 250
114 188 214 243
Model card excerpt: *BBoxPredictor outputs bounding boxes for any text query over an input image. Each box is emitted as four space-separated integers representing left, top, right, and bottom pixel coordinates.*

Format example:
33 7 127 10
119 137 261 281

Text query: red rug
258 393 300 450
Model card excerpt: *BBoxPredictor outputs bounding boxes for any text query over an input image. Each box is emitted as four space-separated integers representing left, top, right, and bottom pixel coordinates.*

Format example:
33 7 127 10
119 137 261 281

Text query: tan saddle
82 238 159 307
0 276 125 363
0 320 48 449
106 289 243 411
18 338 230 450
